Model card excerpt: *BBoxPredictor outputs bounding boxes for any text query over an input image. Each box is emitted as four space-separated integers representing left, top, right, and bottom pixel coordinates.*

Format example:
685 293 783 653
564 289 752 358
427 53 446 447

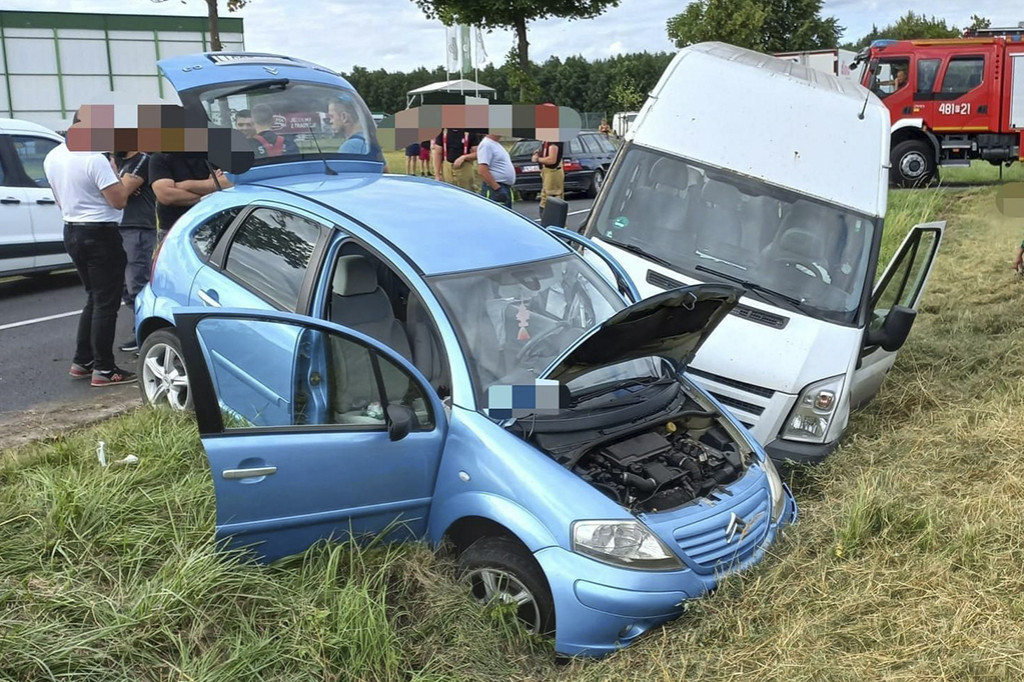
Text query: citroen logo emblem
725 512 746 544
263 66 279 75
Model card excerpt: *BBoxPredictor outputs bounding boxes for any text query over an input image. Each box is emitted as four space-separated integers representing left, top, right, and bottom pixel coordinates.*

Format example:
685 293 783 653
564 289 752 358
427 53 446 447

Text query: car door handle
1 197 20 205
222 466 277 480
197 289 221 307
36 198 56 205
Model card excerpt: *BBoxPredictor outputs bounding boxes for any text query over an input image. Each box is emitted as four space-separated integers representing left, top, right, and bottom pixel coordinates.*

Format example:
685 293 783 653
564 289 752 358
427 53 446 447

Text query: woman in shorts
405 141 422 175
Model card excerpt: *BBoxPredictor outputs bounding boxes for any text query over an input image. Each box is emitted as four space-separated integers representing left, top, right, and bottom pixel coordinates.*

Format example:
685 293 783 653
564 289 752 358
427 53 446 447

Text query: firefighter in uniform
433 128 480 190
532 139 564 214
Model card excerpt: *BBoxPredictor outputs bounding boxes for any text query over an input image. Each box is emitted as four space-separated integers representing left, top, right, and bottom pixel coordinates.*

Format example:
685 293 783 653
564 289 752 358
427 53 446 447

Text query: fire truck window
940 56 985 96
917 59 941 94
873 60 910 98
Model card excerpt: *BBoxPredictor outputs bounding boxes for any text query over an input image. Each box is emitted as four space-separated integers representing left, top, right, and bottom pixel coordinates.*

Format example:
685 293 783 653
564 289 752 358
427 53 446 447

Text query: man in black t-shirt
113 151 157 352
251 103 300 157
432 128 479 190
150 152 232 232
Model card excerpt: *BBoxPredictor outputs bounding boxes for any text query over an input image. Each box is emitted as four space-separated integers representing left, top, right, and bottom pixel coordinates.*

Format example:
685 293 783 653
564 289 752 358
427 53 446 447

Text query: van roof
629 42 889 217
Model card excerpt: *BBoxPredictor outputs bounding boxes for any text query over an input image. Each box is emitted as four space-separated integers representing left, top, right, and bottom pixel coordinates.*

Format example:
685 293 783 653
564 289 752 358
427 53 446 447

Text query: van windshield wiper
695 265 804 311
569 375 672 407
611 240 672 268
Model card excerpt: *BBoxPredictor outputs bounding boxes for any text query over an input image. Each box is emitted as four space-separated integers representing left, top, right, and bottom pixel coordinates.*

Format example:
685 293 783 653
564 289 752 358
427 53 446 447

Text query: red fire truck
854 27 1024 186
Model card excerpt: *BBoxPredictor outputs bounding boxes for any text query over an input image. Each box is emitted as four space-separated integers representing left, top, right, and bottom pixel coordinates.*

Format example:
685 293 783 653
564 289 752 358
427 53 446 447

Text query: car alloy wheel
139 329 192 410
464 567 544 634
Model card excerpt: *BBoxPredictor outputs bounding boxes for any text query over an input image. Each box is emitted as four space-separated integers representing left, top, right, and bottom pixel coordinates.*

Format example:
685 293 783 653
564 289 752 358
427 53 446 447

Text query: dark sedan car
510 131 618 201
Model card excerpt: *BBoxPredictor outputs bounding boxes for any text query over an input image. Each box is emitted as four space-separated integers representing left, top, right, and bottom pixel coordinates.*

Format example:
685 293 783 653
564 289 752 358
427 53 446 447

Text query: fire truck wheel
891 140 936 188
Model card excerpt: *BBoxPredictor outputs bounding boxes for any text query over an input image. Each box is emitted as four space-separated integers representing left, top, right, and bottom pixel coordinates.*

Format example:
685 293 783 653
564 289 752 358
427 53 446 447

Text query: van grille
708 392 764 416
673 487 771 573
687 368 775 399
645 270 789 329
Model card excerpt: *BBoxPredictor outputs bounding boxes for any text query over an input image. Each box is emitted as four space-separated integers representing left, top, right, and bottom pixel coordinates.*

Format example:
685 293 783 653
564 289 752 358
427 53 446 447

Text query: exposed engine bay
517 380 753 513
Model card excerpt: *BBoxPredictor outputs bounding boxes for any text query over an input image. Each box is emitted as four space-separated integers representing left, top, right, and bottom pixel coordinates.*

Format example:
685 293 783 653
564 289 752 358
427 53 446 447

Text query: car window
196 317 434 431
568 138 584 156
917 58 941 94
191 207 243 262
580 135 602 155
8 135 59 188
939 56 984 96
224 208 322 311
597 135 616 153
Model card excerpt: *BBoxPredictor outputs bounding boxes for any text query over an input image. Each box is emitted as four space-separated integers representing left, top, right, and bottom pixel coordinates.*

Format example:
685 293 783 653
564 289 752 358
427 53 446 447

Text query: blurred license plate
522 164 540 173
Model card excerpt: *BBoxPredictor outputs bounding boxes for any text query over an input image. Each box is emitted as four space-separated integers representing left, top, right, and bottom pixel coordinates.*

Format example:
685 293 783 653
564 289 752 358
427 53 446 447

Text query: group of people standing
421 127 565 213
43 109 232 387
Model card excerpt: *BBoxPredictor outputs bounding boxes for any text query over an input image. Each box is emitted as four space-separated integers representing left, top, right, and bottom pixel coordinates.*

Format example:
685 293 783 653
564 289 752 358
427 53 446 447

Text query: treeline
343 51 674 116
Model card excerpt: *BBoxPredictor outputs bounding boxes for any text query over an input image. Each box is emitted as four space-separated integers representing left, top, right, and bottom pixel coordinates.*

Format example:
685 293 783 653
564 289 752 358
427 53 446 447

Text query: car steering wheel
772 256 830 282
514 322 573 365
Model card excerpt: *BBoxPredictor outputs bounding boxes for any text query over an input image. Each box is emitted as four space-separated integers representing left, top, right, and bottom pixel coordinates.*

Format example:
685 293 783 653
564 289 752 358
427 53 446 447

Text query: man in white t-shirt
44 113 142 387
476 133 516 208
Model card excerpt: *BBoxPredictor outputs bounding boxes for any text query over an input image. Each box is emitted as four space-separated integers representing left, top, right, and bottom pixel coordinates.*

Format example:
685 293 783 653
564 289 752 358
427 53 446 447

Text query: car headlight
572 520 683 570
762 456 786 522
781 375 845 443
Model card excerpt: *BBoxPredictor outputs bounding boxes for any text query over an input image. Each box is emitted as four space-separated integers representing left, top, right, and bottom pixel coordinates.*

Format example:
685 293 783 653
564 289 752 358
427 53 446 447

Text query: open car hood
540 283 742 386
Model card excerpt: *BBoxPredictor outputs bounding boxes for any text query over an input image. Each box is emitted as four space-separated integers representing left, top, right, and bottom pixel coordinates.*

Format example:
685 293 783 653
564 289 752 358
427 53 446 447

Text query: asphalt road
0 195 595 434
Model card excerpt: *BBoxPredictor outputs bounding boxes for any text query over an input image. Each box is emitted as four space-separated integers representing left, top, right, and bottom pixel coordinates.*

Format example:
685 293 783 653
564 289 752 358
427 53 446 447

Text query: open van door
850 222 944 409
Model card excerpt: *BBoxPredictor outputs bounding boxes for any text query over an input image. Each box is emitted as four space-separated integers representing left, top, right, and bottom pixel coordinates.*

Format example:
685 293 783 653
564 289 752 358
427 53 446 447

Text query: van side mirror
540 197 568 228
866 305 916 352
386 404 414 442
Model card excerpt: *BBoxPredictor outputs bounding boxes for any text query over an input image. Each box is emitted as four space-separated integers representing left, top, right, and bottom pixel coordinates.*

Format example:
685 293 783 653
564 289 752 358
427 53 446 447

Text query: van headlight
572 520 683 570
762 457 786 522
781 375 844 443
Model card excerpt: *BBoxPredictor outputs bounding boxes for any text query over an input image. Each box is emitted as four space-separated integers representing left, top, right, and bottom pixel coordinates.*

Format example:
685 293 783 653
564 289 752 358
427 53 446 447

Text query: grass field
4 186 1024 680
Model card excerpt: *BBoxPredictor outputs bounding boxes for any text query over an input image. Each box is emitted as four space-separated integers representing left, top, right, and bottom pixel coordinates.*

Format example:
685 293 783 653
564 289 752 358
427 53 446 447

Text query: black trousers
64 223 127 371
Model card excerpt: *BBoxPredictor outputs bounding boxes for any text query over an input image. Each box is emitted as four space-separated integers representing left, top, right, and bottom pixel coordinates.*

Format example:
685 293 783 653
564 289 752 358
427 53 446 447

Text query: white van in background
612 111 638 137
577 43 944 464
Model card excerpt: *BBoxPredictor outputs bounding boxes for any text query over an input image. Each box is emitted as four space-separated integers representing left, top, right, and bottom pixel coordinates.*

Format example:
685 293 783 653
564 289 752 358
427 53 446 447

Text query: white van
576 43 944 464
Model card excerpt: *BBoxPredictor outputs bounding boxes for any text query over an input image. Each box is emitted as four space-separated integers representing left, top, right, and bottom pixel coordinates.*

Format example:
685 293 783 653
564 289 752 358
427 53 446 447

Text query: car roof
249 172 569 276
0 118 62 138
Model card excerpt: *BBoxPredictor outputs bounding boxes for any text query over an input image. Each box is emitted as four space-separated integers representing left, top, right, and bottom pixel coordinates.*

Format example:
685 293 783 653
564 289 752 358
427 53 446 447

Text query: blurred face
235 116 256 138
328 103 348 135
896 70 907 85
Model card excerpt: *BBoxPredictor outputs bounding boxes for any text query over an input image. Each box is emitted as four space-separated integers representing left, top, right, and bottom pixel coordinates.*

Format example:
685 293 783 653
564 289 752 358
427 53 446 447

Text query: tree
150 0 249 51
968 15 991 32
844 11 961 50
412 0 621 101
666 0 767 51
758 0 842 52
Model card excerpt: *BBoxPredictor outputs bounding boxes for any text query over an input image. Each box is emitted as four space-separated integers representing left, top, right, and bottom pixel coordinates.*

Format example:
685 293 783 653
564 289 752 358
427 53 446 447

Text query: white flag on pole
475 26 488 62
460 24 473 74
446 26 459 74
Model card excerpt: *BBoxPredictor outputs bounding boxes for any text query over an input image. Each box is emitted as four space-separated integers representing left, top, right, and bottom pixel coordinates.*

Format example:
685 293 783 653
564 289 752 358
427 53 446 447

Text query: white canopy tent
406 79 496 108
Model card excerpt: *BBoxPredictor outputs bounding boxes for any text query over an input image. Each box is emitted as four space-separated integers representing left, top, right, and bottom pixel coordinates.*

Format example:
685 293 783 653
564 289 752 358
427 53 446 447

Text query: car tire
458 536 556 637
138 328 193 411
587 168 605 198
891 140 936 188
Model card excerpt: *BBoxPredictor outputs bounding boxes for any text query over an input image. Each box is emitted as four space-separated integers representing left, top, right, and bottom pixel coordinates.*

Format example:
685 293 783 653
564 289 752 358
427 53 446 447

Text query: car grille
687 368 775 399
708 392 764 416
672 486 771 574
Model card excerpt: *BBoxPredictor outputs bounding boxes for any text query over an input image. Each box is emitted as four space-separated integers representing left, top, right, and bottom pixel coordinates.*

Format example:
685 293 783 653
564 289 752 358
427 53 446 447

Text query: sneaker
69 361 94 379
91 366 138 387
119 337 139 353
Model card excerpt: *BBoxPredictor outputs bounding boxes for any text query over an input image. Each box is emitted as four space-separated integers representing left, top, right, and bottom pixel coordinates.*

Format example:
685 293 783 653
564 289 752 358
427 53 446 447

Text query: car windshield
183 80 383 167
429 255 641 407
591 145 878 325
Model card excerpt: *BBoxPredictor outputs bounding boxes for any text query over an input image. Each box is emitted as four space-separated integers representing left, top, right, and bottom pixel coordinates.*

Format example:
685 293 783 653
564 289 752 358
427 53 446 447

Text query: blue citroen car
135 51 796 658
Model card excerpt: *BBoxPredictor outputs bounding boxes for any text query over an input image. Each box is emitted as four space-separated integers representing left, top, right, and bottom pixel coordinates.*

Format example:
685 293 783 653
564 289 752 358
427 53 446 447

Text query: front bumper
535 489 796 658
765 437 839 466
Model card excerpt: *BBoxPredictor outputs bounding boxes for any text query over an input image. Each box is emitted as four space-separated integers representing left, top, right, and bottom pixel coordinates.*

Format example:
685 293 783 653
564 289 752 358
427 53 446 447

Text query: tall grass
4 187 1024 679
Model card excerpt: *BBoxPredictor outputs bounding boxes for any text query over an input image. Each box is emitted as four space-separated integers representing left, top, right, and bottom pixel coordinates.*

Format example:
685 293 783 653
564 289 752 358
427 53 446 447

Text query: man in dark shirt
113 151 157 352
251 103 300 157
150 152 231 233
432 128 479 190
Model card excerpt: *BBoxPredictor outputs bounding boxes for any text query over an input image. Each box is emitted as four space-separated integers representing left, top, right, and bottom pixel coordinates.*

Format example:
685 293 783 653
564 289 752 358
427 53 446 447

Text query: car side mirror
540 197 568 228
386 403 415 442
866 305 916 352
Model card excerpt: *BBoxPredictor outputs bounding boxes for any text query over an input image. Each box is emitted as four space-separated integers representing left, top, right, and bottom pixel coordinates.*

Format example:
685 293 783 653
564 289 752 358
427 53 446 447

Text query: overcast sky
6 0 1022 74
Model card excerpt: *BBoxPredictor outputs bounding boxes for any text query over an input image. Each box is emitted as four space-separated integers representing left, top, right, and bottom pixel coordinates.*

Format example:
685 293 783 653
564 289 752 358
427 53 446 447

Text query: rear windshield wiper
611 240 672 269
695 265 804 311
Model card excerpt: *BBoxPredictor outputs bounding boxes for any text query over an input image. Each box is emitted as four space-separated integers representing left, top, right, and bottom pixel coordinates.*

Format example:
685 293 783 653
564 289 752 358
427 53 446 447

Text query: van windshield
590 145 877 325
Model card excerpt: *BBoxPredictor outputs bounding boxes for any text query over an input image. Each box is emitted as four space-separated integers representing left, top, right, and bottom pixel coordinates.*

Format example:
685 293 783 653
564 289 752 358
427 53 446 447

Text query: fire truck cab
856 30 1024 187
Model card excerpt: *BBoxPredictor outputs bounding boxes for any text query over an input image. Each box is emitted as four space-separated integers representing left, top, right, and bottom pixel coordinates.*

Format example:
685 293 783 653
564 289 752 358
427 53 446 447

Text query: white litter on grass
115 455 139 466
96 440 107 467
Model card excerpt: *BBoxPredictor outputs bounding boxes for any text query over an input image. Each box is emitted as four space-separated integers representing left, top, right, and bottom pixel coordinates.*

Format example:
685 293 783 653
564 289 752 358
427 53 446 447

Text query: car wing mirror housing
867 305 916 352
386 404 415 442
541 197 568 228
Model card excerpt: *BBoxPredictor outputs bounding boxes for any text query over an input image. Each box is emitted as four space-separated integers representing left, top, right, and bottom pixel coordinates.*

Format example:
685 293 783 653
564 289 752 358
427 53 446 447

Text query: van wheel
891 140 935 188
138 329 193 411
458 537 555 637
